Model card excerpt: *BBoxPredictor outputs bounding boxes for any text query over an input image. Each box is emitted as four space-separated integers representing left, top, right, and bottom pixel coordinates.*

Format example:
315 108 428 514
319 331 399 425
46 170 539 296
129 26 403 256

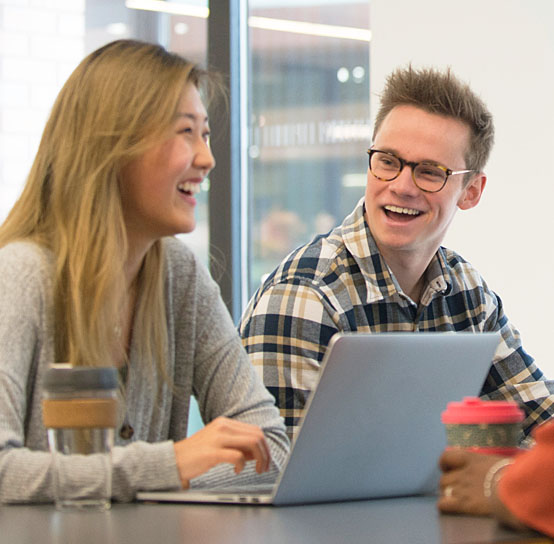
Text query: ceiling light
249 16 370 42
337 67 349 83
174 22 189 35
106 22 128 36
125 0 209 17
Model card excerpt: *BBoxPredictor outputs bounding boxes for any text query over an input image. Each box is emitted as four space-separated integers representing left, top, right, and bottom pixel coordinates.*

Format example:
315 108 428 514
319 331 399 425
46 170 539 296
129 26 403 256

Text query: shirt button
120 423 134 439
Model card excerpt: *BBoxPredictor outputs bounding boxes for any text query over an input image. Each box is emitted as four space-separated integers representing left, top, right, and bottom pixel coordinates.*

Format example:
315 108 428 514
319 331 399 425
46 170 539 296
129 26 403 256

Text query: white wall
0 0 85 221
370 0 554 376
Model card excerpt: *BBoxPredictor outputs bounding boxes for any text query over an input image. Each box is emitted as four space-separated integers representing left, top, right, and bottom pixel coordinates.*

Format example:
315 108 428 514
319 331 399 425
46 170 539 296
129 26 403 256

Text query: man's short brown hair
373 65 495 173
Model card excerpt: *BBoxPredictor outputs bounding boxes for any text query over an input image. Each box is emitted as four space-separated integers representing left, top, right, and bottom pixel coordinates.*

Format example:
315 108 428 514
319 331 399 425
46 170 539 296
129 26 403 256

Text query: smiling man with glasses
240 65 554 443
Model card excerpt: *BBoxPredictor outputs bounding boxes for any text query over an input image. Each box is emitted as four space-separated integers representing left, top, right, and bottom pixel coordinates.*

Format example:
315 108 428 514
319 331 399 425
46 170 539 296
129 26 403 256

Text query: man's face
364 105 484 265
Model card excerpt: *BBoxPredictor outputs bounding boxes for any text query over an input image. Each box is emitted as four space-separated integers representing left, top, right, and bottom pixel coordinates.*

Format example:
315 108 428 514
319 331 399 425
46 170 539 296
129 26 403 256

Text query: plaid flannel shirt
240 198 554 442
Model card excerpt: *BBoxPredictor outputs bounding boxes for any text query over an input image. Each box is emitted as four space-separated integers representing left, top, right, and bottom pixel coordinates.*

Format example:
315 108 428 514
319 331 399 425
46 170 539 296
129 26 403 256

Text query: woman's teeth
178 181 201 195
384 205 420 216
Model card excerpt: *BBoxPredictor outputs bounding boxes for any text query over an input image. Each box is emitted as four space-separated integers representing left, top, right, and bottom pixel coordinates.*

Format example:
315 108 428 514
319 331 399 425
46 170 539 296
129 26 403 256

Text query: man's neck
379 247 434 304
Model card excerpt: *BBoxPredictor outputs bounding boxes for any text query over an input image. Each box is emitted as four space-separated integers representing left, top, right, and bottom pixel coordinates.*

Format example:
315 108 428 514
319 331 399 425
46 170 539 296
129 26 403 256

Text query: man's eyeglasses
367 148 474 193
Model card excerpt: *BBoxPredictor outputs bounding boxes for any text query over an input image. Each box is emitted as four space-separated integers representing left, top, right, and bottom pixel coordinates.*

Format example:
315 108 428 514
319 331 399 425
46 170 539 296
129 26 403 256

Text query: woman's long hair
0 40 219 371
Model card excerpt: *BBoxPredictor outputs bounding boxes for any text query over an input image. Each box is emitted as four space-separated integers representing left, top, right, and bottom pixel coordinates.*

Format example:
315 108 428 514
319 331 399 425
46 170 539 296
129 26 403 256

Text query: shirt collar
421 247 451 304
341 198 451 304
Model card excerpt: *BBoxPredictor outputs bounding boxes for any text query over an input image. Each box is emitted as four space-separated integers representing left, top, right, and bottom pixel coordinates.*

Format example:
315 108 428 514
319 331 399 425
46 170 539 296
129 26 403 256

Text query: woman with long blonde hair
0 39 288 503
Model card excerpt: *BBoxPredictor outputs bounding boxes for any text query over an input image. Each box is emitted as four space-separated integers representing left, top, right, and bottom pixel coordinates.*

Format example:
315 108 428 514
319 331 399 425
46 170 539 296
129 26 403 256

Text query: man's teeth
384 205 420 216
178 182 201 195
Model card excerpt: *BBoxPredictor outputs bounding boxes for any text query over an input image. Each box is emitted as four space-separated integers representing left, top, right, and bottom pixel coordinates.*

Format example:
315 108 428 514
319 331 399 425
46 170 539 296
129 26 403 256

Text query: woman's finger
209 417 271 472
214 432 270 471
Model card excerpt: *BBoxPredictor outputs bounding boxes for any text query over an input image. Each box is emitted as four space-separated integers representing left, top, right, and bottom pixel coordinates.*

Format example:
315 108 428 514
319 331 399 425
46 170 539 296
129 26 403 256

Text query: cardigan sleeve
163 239 290 489
0 243 55 502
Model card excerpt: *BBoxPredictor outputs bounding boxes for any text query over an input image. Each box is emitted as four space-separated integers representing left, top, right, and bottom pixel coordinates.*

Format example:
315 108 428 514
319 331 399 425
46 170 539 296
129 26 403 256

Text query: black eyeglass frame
367 148 474 193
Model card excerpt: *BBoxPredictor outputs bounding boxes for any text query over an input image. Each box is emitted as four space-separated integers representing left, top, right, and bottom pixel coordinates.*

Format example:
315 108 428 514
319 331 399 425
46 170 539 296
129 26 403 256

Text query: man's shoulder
266 229 351 288
441 246 479 272
439 246 490 291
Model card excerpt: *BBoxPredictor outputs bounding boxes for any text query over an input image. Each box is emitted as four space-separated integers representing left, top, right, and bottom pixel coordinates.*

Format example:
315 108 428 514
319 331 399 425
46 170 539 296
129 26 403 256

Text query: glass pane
163 3 210 265
246 1 371 296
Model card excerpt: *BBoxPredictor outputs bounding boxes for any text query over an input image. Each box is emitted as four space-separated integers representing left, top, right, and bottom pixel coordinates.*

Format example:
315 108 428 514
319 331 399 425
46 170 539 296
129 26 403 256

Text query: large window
0 0 370 315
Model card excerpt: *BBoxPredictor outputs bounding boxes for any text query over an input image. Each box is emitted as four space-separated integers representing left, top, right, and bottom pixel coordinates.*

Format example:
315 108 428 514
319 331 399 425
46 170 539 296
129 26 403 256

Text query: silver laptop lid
271 332 500 505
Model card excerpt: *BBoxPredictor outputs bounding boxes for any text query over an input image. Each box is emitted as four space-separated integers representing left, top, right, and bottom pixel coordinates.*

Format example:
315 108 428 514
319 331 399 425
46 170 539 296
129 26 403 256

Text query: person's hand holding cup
438 396 525 516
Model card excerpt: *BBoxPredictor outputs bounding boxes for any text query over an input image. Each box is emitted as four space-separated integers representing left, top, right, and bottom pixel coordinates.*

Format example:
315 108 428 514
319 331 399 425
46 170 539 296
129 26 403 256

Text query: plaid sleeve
480 297 554 437
240 280 340 442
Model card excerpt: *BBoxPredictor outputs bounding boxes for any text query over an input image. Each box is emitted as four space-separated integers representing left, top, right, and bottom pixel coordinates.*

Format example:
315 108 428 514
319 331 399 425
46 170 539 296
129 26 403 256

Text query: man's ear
457 173 486 210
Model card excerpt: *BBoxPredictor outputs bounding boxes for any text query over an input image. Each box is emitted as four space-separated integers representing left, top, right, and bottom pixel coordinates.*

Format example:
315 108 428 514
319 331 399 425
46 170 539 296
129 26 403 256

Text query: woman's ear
458 173 487 210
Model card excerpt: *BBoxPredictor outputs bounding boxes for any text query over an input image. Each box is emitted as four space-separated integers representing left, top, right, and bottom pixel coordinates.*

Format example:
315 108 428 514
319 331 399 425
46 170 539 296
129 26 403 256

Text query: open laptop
137 331 500 506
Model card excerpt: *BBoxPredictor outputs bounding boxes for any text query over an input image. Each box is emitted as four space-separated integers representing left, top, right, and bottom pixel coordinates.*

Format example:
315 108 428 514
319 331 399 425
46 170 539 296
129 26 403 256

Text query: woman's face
120 84 215 250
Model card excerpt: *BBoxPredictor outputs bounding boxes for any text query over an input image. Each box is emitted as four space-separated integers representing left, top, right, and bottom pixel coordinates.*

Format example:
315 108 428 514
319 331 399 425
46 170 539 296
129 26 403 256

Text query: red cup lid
441 396 525 424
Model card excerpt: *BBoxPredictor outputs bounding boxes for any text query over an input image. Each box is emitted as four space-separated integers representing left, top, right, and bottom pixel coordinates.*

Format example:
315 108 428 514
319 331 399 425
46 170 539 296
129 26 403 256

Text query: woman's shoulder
162 236 200 272
0 240 52 276
161 236 219 311
0 241 53 306
162 236 213 284
163 236 195 259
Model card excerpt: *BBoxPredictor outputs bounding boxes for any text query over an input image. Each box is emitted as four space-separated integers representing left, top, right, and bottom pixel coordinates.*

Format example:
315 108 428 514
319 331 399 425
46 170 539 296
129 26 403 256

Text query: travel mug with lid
441 396 525 456
42 365 118 510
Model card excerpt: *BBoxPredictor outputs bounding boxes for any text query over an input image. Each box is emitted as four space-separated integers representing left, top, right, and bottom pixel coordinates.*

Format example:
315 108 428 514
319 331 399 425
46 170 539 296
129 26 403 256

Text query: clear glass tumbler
42 365 118 511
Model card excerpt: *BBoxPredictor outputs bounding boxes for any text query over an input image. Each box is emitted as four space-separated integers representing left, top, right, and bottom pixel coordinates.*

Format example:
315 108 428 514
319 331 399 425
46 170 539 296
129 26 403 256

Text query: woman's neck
125 236 153 286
